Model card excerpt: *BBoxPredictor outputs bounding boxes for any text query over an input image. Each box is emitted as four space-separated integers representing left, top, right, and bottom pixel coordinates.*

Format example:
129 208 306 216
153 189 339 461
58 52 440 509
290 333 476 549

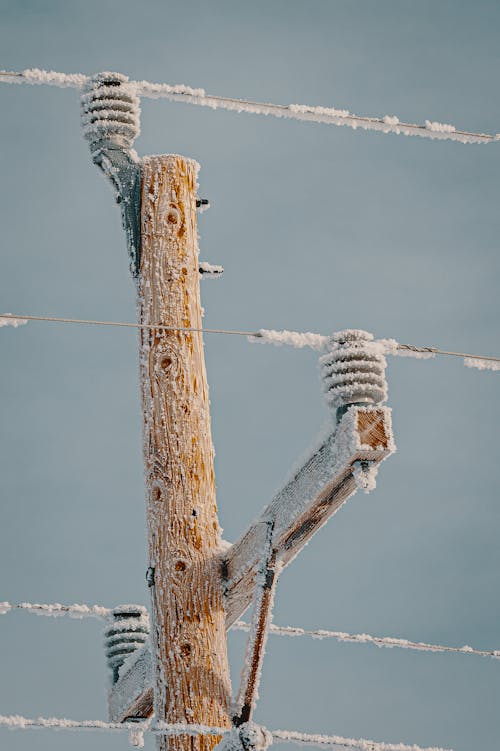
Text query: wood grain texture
138 155 231 751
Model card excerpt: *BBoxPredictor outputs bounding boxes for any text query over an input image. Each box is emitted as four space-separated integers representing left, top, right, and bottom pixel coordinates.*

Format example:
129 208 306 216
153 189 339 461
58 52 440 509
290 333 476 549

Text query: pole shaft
138 155 232 751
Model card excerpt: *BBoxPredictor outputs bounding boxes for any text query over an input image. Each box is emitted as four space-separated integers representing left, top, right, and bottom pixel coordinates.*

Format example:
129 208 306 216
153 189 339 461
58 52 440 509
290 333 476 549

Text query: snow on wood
233 524 278 725
137 155 232 751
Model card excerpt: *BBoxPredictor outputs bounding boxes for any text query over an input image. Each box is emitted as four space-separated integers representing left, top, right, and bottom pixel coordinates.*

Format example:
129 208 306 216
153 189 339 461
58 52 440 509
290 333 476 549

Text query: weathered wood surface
109 406 394 722
137 155 232 750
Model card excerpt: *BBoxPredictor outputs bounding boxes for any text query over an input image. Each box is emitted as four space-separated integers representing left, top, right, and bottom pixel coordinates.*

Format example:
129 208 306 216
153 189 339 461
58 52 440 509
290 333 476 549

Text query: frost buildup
81 71 141 151
0 314 28 328
424 119 456 133
319 330 390 494
320 330 388 420
249 329 329 351
214 723 273 751
464 357 500 372
128 728 145 748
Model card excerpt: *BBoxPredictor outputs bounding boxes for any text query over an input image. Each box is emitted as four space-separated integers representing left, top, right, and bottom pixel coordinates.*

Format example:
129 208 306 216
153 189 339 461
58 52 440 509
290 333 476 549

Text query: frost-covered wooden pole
82 73 232 751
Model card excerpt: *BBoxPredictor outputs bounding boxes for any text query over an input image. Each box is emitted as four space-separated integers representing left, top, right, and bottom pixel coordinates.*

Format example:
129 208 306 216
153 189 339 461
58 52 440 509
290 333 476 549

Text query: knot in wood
154 345 179 380
157 193 184 236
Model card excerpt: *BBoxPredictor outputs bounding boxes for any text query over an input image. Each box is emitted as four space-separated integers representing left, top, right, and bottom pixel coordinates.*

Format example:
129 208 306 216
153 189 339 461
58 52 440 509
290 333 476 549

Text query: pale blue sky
1 2 500 750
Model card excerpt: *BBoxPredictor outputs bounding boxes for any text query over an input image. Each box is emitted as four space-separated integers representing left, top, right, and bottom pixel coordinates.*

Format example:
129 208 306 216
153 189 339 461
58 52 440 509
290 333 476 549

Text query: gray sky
1 2 500 750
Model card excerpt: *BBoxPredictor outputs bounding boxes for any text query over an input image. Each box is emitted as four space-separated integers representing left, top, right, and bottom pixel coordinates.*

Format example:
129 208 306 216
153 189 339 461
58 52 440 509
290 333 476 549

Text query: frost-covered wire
4 601 497 660
0 314 28 328
0 714 227 737
0 601 111 619
232 621 500 660
0 313 255 336
0 68 496 145
1 314 500 370
251 330 500 370
0 715 453 751
271 728 452 751
5 600 495 660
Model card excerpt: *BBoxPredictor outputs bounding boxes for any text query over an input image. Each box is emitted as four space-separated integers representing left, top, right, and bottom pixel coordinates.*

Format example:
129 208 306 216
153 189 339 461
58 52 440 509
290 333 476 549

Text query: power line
0 313 256 336
0 68 496 145
0 715 225 737
0 601 110 619
1 313 500 369
4 600 499 661
232 621 500 661
271 728 453 751
0 714 454 751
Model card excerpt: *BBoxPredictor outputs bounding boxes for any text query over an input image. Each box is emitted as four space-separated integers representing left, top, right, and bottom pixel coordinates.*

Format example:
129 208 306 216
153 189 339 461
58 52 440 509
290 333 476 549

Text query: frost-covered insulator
104 605 149 684
215 723 273 751
81 72 140 152
320 329 388 422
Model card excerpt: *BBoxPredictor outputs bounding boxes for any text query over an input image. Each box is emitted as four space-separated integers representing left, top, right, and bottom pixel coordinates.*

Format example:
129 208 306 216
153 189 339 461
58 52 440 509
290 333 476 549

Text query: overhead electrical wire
0 68 496 145
3 600 499 661
1 313 499 370
0 714 454 751
0 601 110 619
232 620 500 661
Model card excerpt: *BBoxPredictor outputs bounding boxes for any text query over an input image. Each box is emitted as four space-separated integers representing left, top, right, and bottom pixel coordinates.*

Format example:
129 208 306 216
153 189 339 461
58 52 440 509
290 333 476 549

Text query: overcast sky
1 2 500 751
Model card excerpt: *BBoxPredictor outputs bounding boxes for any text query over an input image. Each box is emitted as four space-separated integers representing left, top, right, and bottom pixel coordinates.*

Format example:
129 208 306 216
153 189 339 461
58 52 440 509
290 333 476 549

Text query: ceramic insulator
104 605 149 684
81 71 140 150
320 329 388 418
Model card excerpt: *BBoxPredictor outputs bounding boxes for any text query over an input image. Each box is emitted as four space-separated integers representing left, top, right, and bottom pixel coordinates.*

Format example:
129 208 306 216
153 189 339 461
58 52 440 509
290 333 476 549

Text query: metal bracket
92 146 141 276
145 566 155 588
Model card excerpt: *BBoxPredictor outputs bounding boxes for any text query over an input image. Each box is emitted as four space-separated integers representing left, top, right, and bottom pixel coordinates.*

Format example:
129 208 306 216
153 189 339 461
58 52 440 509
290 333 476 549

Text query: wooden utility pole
83 72 395 749
139 155 232 751
82 75 232 751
